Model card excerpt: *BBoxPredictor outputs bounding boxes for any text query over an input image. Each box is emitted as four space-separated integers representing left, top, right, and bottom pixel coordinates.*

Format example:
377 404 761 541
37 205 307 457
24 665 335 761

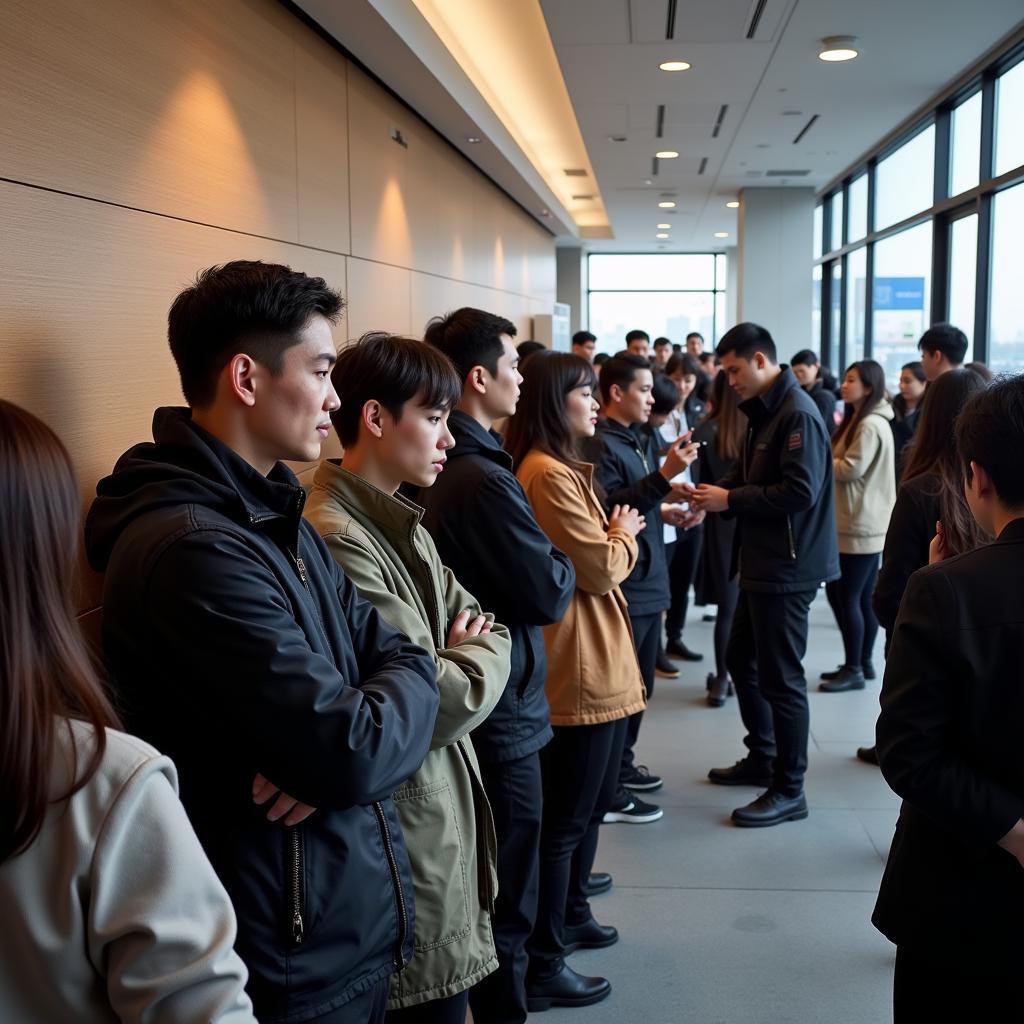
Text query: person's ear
970 460 993 499
609 382 623 404
361 399 384 439
226 353 258 408
468 365 488 396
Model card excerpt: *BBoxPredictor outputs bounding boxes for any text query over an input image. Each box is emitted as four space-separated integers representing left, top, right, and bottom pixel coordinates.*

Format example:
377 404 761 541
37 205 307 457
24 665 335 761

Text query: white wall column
556 245 586 333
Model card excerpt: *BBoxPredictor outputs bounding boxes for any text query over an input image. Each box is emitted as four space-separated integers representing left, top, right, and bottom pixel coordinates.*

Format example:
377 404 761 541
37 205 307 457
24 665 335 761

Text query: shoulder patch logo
787 431 803 451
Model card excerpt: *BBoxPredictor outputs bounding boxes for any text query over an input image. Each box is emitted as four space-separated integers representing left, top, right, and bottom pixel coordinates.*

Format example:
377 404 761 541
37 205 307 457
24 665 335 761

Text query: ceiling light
818 36 859 62
726 201 740 209
467 136 481 143
656 233 669 239
655 150 679 159
658 201 676 208
714 231 729 238
657 223 671 229
659 60 691 72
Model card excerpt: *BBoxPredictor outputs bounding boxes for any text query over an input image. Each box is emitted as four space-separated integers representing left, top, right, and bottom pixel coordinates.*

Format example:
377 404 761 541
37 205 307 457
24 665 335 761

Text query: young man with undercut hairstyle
418 308 578 1024
625 329 650 359
86 261 440 1024
918 322 969 381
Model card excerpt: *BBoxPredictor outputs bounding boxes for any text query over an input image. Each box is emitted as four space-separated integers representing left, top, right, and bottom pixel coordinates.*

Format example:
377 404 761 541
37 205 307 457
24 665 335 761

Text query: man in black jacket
419 308 583 1022
874 375 1024 1019
85 262 440 1024
790 349 838 437
690 323 838 827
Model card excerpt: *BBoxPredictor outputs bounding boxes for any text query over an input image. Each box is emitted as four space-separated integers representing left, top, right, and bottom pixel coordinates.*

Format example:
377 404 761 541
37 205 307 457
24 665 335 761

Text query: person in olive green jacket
305 332 511 1023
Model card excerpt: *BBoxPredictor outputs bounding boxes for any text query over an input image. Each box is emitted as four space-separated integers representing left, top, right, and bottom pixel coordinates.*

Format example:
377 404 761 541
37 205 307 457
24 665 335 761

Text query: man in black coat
85 262 440 1024
690 323 839 828
418 307 584 1022
874 374 1024 1019
790 348 838 437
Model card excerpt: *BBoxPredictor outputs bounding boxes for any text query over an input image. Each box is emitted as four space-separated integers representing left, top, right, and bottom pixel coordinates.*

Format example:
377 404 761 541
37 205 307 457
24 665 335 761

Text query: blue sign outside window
873 277 925 310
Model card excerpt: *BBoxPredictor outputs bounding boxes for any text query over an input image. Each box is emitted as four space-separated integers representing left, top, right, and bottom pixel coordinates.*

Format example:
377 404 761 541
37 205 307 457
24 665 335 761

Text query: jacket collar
596 416 643 446
313 459 423 541
996 517 1024 545
447 410 513 469
739 366 800 422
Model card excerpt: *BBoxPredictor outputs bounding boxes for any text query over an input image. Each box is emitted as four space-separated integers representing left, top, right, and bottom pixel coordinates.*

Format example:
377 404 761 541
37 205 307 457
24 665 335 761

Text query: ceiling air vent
564 168 587 176
711 105 728 139
745 0 768 40
765 169 811 176
656 104 666 139
793 115 818 144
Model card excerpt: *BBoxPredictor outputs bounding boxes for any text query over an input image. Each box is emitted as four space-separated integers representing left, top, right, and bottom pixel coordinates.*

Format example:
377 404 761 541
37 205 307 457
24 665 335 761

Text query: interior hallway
548 591 897 1023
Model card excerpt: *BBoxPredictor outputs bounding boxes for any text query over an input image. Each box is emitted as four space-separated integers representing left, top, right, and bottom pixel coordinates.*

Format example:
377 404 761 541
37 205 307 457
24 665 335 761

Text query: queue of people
1 258 1021 1024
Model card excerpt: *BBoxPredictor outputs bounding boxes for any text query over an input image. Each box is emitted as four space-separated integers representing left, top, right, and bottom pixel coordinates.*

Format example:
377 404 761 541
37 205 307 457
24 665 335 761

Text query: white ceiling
541 0 1024 252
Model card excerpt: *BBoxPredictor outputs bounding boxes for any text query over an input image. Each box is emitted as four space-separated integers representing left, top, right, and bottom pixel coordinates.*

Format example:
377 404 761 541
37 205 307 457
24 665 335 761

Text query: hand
679 508 706 530
689 484 729 513
447 609 490 646
661 503 691 528
928 521 948 565
609 503 646 537
252 774 318 826
660 433 699 481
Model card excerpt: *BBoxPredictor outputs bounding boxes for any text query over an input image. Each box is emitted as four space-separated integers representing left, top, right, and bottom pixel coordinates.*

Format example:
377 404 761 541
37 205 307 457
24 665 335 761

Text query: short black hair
716 322 778 364
625 329 650 344
651 372 680 415
955 374 1024 507
517 340 546 361
572 330 597 346
593 352 611 367
686 332 704 343
653 336 672 349
424 307 516 385
330 332 461 448
665 353 701 378
168 261 344 407
791 349 819 367
599 353 650 404
919 323 968 365
698 352 717 366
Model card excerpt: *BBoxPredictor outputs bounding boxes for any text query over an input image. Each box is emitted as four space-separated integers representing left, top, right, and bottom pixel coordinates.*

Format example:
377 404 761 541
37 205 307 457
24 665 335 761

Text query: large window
875 126 935 230
587 254 727 353
995 58 1024 177
990 182 1024 373
846 247 867 364
948 214 978 343
848 174 868 243
950 92 982 197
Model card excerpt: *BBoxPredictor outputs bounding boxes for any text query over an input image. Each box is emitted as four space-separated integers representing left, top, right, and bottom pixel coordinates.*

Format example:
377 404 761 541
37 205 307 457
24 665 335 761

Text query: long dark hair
901 368 989 556
705 370 746 462
833 360 887 450
892 361 926 420
504 351 598 468
0 400 121 863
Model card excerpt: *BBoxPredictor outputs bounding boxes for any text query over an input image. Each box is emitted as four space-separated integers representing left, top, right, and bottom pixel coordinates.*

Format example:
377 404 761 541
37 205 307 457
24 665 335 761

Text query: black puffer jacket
85 408 440 1023
417 411 576 764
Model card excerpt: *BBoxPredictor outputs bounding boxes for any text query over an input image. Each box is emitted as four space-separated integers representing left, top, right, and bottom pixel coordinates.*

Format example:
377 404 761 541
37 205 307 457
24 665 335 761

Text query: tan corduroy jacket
515 449 646 726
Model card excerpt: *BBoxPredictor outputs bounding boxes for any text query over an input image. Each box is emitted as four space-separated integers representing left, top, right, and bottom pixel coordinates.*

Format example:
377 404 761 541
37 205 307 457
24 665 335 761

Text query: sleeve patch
787 431 803 451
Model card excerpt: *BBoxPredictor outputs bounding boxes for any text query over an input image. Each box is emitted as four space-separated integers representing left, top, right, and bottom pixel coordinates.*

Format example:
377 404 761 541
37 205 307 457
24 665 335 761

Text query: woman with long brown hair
504 352 646 1011
0 399 255 1023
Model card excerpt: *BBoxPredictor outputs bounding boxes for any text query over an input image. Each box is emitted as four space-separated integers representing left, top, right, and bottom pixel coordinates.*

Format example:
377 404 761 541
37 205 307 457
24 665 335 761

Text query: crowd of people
1 259 1023 1023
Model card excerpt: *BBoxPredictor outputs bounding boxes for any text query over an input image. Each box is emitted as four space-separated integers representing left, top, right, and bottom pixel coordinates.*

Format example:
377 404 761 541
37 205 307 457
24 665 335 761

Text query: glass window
994 58 1024 178
848 175 868 243
875 125 935 230
714 290 727 344
813 204 823 259
830 191 844 252
715 254 727 291
950 92 982 197
948 215 977 350
872 221 933 384
812 265 822 349
989 182 1024 373
588 254 714 291
846 247 867 364
588 292 715 352
830 262 842 358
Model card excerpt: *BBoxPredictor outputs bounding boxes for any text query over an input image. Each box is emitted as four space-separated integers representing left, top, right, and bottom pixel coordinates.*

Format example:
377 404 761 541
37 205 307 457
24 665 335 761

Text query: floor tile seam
594 884 882 893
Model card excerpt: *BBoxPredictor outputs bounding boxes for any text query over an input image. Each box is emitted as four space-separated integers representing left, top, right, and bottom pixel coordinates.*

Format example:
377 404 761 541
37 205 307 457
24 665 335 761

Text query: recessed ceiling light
818 36 859 62
655 150 679 159
657 223 672 229
656 233 669 239
726 201 740 209
658 201 677 208
644 178 653 185
659 60 691 72
714 231 729 238
467 137 481 143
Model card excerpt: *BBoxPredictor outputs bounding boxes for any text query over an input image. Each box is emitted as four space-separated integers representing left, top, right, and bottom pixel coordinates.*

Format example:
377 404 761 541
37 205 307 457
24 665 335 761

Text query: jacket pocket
392 778 471 951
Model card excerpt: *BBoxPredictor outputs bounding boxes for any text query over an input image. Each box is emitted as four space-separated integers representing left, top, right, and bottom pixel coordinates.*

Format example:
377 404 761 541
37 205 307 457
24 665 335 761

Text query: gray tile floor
544 591 899 1024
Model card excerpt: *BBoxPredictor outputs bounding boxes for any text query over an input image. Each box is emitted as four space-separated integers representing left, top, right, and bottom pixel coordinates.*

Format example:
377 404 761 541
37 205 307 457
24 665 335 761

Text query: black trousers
469 754 543 1024
385 990 467 1024
712 579 740 681
320 977 389 1023
825 552 880 670
725 588 816 797
894 946 1017 1020
528 719 624 979
664 525 704 644
620 611 662 776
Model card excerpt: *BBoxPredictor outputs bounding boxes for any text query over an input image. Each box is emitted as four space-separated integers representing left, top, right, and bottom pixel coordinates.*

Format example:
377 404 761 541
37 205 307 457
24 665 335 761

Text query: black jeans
725 588 816 797
469 754 543 1024
385 991 468 1024
620 611 662 776
826 552 880 670
528 719 624 979
712 579 740 681
664 525 704 644
894 946 1017 1021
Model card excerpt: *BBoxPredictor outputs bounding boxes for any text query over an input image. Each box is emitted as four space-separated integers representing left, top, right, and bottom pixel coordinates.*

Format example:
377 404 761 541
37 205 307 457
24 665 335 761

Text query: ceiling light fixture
818 36 859 62
714 231 729 238
655 150 679 159
657 223 672 229
656 233 669 239
659 60 691 72
658 201 676 208
467 137 481 143
726 200 740 208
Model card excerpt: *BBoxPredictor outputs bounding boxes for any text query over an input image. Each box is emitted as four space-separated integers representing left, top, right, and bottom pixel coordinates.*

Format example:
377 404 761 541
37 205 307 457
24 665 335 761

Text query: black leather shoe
581 872 613 897
706 674 732 707
655 651 680 678
856 745 879 765
731 790 808 828
563 917 619 953
863 661 877 681
526 965 611 1012
819 666 866 692
820 664 843 680
666 639 704 662
708 758 772 787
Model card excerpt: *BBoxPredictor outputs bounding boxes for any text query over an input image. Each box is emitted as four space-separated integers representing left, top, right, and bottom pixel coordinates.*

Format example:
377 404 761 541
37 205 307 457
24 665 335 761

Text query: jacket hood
446 410 513 469
595 417 644 446
868 399 895 423
85 407 303 572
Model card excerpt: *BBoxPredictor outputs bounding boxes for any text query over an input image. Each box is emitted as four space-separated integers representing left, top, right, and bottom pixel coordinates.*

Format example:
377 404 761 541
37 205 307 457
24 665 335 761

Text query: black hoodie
85 408 439 1023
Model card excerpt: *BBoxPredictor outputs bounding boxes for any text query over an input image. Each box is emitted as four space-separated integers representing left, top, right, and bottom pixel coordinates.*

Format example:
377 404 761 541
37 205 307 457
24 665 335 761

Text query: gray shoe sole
732 806 809 828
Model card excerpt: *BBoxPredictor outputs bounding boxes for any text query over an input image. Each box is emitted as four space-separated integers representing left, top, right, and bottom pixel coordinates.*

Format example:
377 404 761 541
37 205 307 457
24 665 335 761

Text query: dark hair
0 401 122 863
902 360 927 383
698 352 717 366
791 349 819 367
517 340 546 361
918 323 968 365
504 353 598 468
168 261 344 408
599 353 650 405
965 360 993 382
833 360 887 450
956 373 1024 508
686 332 704 343
572 331 597 346
653 336 672 349
330 333 461 447
901 369 989 555
716 322 777 364
651 373 681 416
893 361 927 419
665 352 701 378
593 352 611 367
625 329 650 344
706 368 746 463
424 307 516 385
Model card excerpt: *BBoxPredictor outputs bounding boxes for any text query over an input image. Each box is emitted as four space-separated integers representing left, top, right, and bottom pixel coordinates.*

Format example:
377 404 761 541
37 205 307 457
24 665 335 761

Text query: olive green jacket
305 460 509 1008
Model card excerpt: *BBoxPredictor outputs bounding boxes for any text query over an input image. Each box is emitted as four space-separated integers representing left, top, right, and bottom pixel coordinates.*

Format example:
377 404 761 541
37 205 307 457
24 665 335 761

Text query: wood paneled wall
0 0 556 615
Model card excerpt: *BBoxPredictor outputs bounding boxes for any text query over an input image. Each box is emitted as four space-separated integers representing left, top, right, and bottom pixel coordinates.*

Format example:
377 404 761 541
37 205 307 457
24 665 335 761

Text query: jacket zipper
288 826 305 945
373 802 410 970
786 515 797 560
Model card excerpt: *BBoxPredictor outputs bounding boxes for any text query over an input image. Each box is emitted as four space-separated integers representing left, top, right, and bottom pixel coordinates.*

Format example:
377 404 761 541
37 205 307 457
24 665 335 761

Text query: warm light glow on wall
376 177 413 266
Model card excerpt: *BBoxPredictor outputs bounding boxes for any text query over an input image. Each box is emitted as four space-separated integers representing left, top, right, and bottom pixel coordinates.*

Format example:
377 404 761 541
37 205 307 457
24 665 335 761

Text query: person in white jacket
0 398 255 1024
820 361 896 693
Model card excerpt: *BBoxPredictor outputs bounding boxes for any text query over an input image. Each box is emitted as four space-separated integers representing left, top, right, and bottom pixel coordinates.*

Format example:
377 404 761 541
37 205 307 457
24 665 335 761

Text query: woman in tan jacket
505 352 646 1012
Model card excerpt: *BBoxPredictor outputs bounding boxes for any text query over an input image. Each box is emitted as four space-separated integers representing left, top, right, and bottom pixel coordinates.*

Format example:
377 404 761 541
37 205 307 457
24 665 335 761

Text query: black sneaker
622 764 663 791
666 639 704 662
655 651 680 678
602 795 663 824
